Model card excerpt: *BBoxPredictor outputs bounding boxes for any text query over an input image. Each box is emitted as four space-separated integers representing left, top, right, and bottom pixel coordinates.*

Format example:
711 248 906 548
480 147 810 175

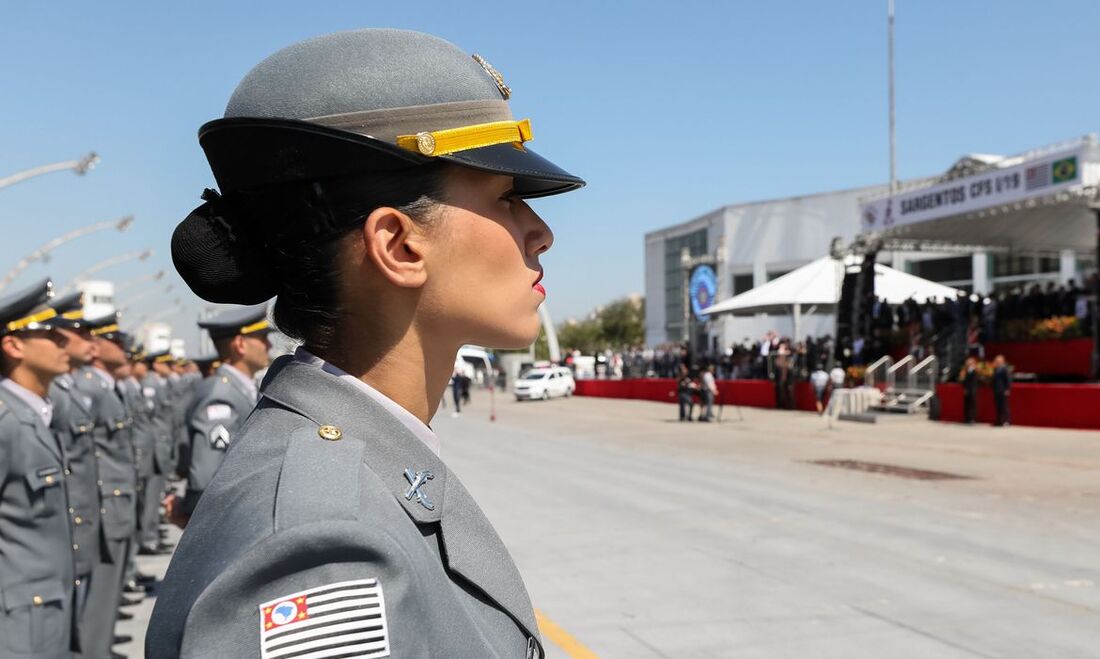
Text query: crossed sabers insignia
404 468 436 511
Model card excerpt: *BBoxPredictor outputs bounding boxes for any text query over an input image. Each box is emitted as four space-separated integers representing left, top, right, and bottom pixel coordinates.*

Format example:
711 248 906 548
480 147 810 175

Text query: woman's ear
360 207 429 288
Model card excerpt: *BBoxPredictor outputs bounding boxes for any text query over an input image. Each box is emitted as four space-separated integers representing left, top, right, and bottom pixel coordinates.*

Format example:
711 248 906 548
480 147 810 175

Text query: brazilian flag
1052 156 1078 184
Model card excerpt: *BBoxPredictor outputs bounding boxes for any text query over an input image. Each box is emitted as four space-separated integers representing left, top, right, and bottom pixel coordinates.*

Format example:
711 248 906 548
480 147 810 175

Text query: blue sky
2 1 1098 350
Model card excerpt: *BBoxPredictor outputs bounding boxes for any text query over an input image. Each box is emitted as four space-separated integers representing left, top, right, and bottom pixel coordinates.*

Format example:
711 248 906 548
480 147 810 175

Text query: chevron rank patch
258 578 389 659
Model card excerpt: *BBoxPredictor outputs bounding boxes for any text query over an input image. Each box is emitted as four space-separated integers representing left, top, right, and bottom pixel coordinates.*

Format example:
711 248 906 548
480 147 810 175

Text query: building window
663 229 708 342
731 273 754 296
767 269 792 282
909 256 972 283
992 254 1060 278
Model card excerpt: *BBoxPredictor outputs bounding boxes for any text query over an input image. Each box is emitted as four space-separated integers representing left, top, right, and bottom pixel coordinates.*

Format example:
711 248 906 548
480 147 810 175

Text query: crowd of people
0 280 270 657
575 275 1097 391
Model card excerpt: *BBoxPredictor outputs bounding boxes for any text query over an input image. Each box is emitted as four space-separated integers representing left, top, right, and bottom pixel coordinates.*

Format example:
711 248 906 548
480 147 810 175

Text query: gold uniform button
72 544 79 551
32 596 43 606
96 480 103 487
74 579 81 586
113 489 121 497
100 508 107 514
45 475 55 485
68 507 75 514
64 468 71 476
318 425 342 441
74 516 83 525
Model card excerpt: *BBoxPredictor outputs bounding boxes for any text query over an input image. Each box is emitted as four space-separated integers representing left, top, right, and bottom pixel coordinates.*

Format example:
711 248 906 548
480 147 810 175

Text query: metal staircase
874 355 938 414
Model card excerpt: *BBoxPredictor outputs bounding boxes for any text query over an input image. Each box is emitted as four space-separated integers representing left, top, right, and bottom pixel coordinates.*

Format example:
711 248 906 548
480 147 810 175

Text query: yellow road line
534 608 599 659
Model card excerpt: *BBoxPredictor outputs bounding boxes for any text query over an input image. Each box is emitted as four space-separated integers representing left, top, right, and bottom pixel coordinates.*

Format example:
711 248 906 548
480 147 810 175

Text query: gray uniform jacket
170 374 195 472
48 374 101 578
142 374 175 477
124 377 157 480
181 364 256 515
147 356 544 659
0 384 75 658
74 367 136 560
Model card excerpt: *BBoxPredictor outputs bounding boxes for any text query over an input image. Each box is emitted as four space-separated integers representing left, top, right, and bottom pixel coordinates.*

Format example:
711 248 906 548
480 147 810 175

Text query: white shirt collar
92 366 115 387
1 378 53 426
222 364 258 402
294 347 440 456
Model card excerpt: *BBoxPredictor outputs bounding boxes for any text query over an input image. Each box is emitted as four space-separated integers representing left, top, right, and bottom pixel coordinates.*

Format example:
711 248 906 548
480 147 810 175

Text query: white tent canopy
701 256 963 339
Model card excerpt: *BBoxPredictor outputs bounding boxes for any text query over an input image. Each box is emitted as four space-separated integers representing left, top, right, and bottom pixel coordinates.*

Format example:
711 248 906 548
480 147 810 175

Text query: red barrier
574 378 820 412
936 382 1100 431
984 339 1093 378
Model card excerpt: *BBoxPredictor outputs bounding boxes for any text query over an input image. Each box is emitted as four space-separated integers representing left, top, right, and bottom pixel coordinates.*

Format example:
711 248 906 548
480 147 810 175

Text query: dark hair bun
171 190 277 304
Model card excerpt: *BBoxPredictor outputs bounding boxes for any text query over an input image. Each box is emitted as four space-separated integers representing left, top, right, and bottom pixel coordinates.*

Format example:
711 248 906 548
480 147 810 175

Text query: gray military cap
47 290 87 329
201 29 583 198
173 29 584 306
0 277 61 335
198 303 270 340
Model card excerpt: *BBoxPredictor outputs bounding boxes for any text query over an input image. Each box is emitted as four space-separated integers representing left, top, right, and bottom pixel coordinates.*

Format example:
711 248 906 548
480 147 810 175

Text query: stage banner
860 144 1087 232
690 264 717 322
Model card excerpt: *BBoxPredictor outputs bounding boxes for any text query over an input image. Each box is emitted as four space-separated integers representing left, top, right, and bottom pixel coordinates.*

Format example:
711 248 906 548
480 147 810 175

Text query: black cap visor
200 117 584 199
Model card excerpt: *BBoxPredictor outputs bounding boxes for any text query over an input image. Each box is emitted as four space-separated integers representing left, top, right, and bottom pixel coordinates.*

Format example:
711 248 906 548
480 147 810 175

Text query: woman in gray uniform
148 29 582 658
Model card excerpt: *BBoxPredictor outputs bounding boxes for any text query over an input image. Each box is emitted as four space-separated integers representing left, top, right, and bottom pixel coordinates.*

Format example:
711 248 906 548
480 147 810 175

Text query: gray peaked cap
199 28 584 199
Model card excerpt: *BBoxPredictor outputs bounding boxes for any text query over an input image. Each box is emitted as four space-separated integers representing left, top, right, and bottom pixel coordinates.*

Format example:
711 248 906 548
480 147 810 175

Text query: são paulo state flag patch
258 578 390 659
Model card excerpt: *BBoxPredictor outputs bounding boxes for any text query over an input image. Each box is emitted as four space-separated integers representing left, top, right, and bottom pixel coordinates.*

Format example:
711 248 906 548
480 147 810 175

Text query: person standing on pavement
163 304 271 528
451 367 464 416
76 313 139 657
0 278 78 658
46 291 103 654
148 28 582 657
677 363 696 422
699 364 718 422
810 364 829 414
992 354 1011 427
960 355 979 425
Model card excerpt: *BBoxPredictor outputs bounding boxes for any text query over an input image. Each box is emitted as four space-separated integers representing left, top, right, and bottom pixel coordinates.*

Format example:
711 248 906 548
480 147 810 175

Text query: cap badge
472 54 511 100
415 131 437 156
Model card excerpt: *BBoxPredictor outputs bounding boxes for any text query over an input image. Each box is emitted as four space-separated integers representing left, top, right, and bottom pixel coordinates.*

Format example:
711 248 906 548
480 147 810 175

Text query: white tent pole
793 303 802 343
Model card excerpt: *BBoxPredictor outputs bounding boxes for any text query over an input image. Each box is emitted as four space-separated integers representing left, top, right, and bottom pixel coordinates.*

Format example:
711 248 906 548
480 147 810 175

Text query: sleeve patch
259 578 389 659
206 404 232 420
209 424 230 450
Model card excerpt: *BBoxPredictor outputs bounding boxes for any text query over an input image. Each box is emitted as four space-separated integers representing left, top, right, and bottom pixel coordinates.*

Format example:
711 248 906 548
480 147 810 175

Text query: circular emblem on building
689 265 717 322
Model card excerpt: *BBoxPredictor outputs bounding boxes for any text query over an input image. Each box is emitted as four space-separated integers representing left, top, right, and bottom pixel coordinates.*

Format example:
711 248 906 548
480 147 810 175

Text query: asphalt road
124 389 1100 658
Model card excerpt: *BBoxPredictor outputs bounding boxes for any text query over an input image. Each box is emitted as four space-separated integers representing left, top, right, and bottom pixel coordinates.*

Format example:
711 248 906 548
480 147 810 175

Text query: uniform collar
219 362 258 402
92 366 115 387
293 347 440 456
0 378 53 427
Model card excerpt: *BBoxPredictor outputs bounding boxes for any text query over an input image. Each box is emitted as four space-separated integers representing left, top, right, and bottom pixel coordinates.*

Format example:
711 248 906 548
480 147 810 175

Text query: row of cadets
0 278 78 657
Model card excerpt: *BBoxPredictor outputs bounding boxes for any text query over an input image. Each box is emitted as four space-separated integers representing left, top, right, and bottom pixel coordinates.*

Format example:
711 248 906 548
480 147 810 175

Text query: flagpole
888 0 897 196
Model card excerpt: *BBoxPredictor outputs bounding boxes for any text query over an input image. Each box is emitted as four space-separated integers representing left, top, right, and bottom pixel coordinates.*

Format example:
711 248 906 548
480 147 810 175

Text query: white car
514 367 575 401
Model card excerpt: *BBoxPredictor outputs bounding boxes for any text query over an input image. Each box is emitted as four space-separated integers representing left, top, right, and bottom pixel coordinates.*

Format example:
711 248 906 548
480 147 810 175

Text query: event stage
576 378 1100 431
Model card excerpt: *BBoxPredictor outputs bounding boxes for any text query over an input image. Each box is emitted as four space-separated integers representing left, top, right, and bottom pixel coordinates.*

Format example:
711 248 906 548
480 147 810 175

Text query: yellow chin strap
396 118 532 157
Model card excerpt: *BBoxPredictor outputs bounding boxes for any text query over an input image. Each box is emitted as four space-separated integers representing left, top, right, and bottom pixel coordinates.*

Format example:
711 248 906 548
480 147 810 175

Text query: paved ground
124 391 1100 658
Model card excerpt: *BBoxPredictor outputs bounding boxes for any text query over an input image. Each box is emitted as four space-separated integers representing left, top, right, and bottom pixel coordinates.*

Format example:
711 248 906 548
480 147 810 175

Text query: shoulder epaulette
274 422 366 532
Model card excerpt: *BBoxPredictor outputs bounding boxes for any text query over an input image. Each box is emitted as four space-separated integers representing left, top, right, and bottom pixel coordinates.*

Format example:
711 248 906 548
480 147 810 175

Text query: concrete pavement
123 390 1100 658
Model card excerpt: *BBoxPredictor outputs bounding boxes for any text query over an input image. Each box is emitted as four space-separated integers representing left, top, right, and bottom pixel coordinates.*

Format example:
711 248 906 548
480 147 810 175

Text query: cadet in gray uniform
149 29 582 658
0 278 76 658
144 352 178 480
163 304 269 527
76 314 138 658
46 291 103 654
